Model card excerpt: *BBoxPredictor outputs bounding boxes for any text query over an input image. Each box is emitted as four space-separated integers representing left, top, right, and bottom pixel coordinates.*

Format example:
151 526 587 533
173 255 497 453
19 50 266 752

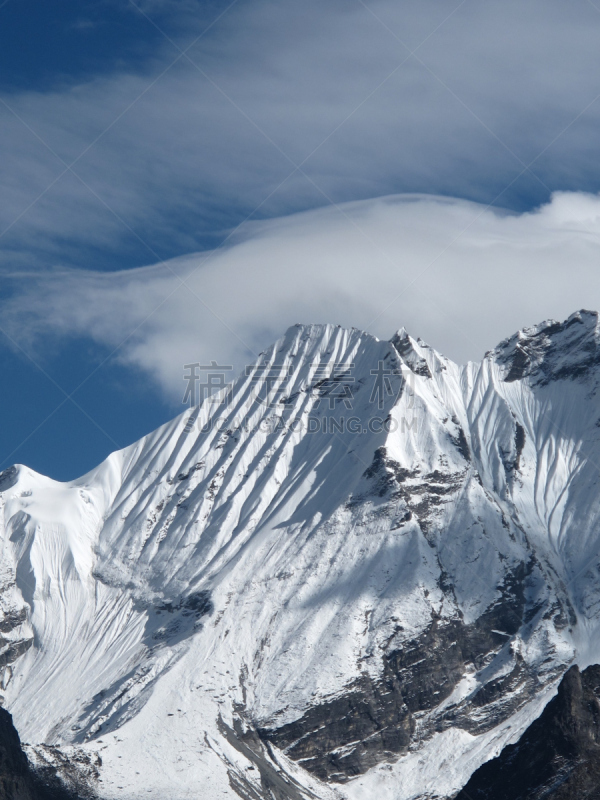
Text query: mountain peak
390 327 433 377
392 326 409 340
493 309 600 384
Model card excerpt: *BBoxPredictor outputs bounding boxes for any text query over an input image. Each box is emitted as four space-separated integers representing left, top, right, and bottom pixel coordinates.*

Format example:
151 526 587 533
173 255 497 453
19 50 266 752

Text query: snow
1 313 600 798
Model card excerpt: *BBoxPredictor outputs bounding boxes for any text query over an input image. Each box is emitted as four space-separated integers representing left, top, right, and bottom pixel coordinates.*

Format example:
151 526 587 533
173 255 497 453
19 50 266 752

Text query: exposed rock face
0 706 83 800
456 664 600 800
259 443 573 784
260 565 565 783
0 706 35 800
495 309 600 384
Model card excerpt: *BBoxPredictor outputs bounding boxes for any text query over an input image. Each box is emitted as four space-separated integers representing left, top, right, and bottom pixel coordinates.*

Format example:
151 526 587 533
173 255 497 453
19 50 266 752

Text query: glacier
2 310 600 798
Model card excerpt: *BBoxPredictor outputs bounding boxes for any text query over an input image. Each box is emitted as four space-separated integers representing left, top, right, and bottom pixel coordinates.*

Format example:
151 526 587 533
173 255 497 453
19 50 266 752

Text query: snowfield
2 311 600 799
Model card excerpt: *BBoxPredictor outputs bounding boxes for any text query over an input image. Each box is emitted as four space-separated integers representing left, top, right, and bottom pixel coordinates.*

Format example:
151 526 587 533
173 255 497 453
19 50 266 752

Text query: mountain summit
2 312 600 799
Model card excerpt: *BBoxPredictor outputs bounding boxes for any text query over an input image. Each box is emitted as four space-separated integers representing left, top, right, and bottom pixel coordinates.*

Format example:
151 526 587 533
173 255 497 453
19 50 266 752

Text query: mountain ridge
1 311 600 798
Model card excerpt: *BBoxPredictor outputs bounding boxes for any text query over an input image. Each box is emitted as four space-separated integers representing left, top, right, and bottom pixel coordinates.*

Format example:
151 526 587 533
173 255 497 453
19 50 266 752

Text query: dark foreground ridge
0 707 80 800
455 664 600 800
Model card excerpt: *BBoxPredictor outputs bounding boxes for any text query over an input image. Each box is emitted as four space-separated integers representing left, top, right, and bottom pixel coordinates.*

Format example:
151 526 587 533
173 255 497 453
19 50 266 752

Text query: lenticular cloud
4 191 600 398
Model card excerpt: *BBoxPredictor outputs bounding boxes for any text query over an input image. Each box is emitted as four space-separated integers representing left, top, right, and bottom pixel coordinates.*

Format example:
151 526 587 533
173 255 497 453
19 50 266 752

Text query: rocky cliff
456 664 600 800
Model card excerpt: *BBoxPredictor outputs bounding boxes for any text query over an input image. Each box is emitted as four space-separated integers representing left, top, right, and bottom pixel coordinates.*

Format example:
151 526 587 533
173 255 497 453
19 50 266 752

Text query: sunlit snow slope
2 311 600 799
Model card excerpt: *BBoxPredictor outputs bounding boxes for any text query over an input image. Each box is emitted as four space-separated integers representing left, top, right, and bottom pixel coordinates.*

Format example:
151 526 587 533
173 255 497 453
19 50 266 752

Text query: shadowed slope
456 664 600 800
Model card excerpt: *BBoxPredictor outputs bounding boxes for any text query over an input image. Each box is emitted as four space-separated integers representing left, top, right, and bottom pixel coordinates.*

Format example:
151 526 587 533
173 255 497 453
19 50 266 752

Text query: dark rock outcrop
259 563 563 784
455 663 600 800
0 706 35 800
495 309 600 385
258 444 574 786
0 707 79 800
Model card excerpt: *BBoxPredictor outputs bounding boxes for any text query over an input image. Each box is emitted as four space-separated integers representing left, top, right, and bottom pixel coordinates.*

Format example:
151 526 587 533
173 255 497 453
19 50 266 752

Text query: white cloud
3 0 600 269
4 191 600 399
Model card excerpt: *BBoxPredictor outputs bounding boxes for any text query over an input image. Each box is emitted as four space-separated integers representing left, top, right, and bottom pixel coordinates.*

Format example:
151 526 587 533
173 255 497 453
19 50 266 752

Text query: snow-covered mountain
2 310 600 799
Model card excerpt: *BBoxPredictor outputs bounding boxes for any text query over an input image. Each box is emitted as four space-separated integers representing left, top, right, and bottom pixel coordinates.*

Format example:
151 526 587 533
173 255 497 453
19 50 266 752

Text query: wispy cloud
2 0 600 271
4 192 600 399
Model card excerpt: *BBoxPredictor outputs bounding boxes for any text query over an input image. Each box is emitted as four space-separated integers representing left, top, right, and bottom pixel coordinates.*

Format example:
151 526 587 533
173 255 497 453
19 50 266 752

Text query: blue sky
0 0 164 92
3 0 600 479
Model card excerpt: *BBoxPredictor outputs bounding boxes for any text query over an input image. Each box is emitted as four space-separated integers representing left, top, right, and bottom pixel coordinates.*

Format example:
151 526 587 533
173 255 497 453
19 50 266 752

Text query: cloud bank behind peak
4 191 600 399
